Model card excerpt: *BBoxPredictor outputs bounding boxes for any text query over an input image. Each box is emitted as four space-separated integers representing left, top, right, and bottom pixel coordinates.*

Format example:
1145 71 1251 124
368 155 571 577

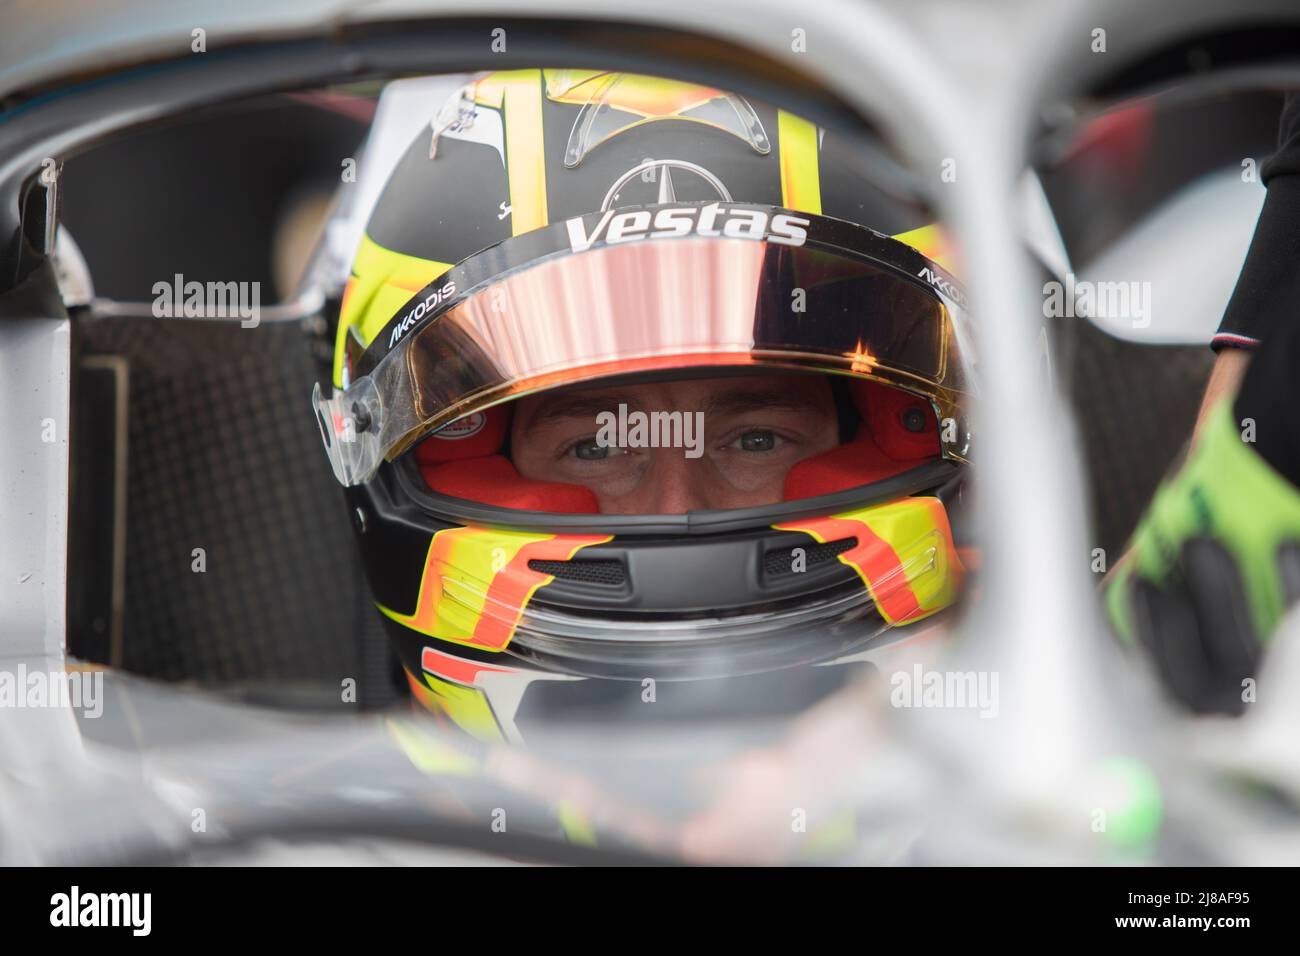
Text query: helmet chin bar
499 512 960 680
355 450 966 689
506 586 910 682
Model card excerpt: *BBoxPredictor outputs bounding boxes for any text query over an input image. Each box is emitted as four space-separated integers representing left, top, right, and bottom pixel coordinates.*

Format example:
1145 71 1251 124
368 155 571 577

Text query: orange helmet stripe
777 497 963 626
471 533 614 648
780 513 921 623
421 646 512 685
378 526 611 652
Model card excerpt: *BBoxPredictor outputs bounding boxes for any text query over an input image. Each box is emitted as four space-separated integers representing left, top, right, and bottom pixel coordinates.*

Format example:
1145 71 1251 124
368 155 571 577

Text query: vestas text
567 203 810 252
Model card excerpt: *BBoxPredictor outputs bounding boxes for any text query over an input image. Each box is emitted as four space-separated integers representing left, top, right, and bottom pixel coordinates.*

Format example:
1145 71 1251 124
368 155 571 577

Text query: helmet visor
315 203 972 487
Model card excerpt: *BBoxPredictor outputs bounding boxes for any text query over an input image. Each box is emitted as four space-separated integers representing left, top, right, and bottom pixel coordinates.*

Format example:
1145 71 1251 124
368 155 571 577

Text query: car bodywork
3 0 1300 864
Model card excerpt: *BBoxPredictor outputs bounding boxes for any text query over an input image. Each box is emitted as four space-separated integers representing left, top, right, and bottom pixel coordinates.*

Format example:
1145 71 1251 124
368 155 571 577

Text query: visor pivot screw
902 408 927 433
351 402 373 433
352 507 368 535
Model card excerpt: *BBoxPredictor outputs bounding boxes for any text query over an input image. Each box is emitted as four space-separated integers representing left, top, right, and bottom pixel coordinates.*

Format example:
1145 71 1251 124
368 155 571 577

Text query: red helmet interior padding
415 406 599 511
851 380 941 461
781 381 939 500
415 380 941 512
421 454 600 512
413 408 510 462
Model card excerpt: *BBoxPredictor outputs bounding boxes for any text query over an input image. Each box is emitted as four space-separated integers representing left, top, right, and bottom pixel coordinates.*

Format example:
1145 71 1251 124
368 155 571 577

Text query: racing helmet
315 69 975 743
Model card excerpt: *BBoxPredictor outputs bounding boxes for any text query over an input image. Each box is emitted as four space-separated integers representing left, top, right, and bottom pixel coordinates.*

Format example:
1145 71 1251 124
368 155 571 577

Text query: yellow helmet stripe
777 110 822 215
775 497 962 626
377 525 611 652
386 717 481 775
891 224 959 276
333 231 452 386
440 527 554 645
418 672 508 742
556 801 600 846
853 497 964 615
476 70 549 235
379 526 542 649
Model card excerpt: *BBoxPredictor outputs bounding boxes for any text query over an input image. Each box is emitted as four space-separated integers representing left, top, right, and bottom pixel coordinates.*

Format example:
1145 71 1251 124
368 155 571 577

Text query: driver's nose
637 450 717 514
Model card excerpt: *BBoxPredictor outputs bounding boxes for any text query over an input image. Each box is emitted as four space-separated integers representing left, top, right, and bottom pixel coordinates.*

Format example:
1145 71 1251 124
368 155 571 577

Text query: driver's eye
736 430 778 452
573 438 611 460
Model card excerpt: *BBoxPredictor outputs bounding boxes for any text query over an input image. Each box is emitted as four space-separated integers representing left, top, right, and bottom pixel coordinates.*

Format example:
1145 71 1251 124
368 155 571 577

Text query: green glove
1106 399 1300 713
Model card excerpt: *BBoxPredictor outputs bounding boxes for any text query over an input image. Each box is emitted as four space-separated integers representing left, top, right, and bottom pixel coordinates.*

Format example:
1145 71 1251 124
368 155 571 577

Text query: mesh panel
69 318 399 709
764 537 856 576
528 558 627 586
1056 317 1214 560
59 95 390 708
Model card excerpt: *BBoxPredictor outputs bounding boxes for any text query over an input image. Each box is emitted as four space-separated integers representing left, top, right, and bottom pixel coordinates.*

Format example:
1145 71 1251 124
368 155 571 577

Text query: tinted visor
316 204 971 487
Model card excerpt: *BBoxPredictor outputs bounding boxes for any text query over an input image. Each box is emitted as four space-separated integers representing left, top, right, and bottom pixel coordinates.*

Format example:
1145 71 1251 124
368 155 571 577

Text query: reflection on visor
316 204 971 487
551 70 771 169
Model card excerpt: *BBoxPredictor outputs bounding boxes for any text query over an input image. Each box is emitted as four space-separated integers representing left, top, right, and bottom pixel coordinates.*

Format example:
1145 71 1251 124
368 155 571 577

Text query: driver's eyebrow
699 386 827 418
522 393 635 431
521 383 826 432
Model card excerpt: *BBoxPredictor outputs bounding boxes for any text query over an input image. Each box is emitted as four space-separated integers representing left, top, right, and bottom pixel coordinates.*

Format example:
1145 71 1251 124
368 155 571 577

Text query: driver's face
510 374 841 514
